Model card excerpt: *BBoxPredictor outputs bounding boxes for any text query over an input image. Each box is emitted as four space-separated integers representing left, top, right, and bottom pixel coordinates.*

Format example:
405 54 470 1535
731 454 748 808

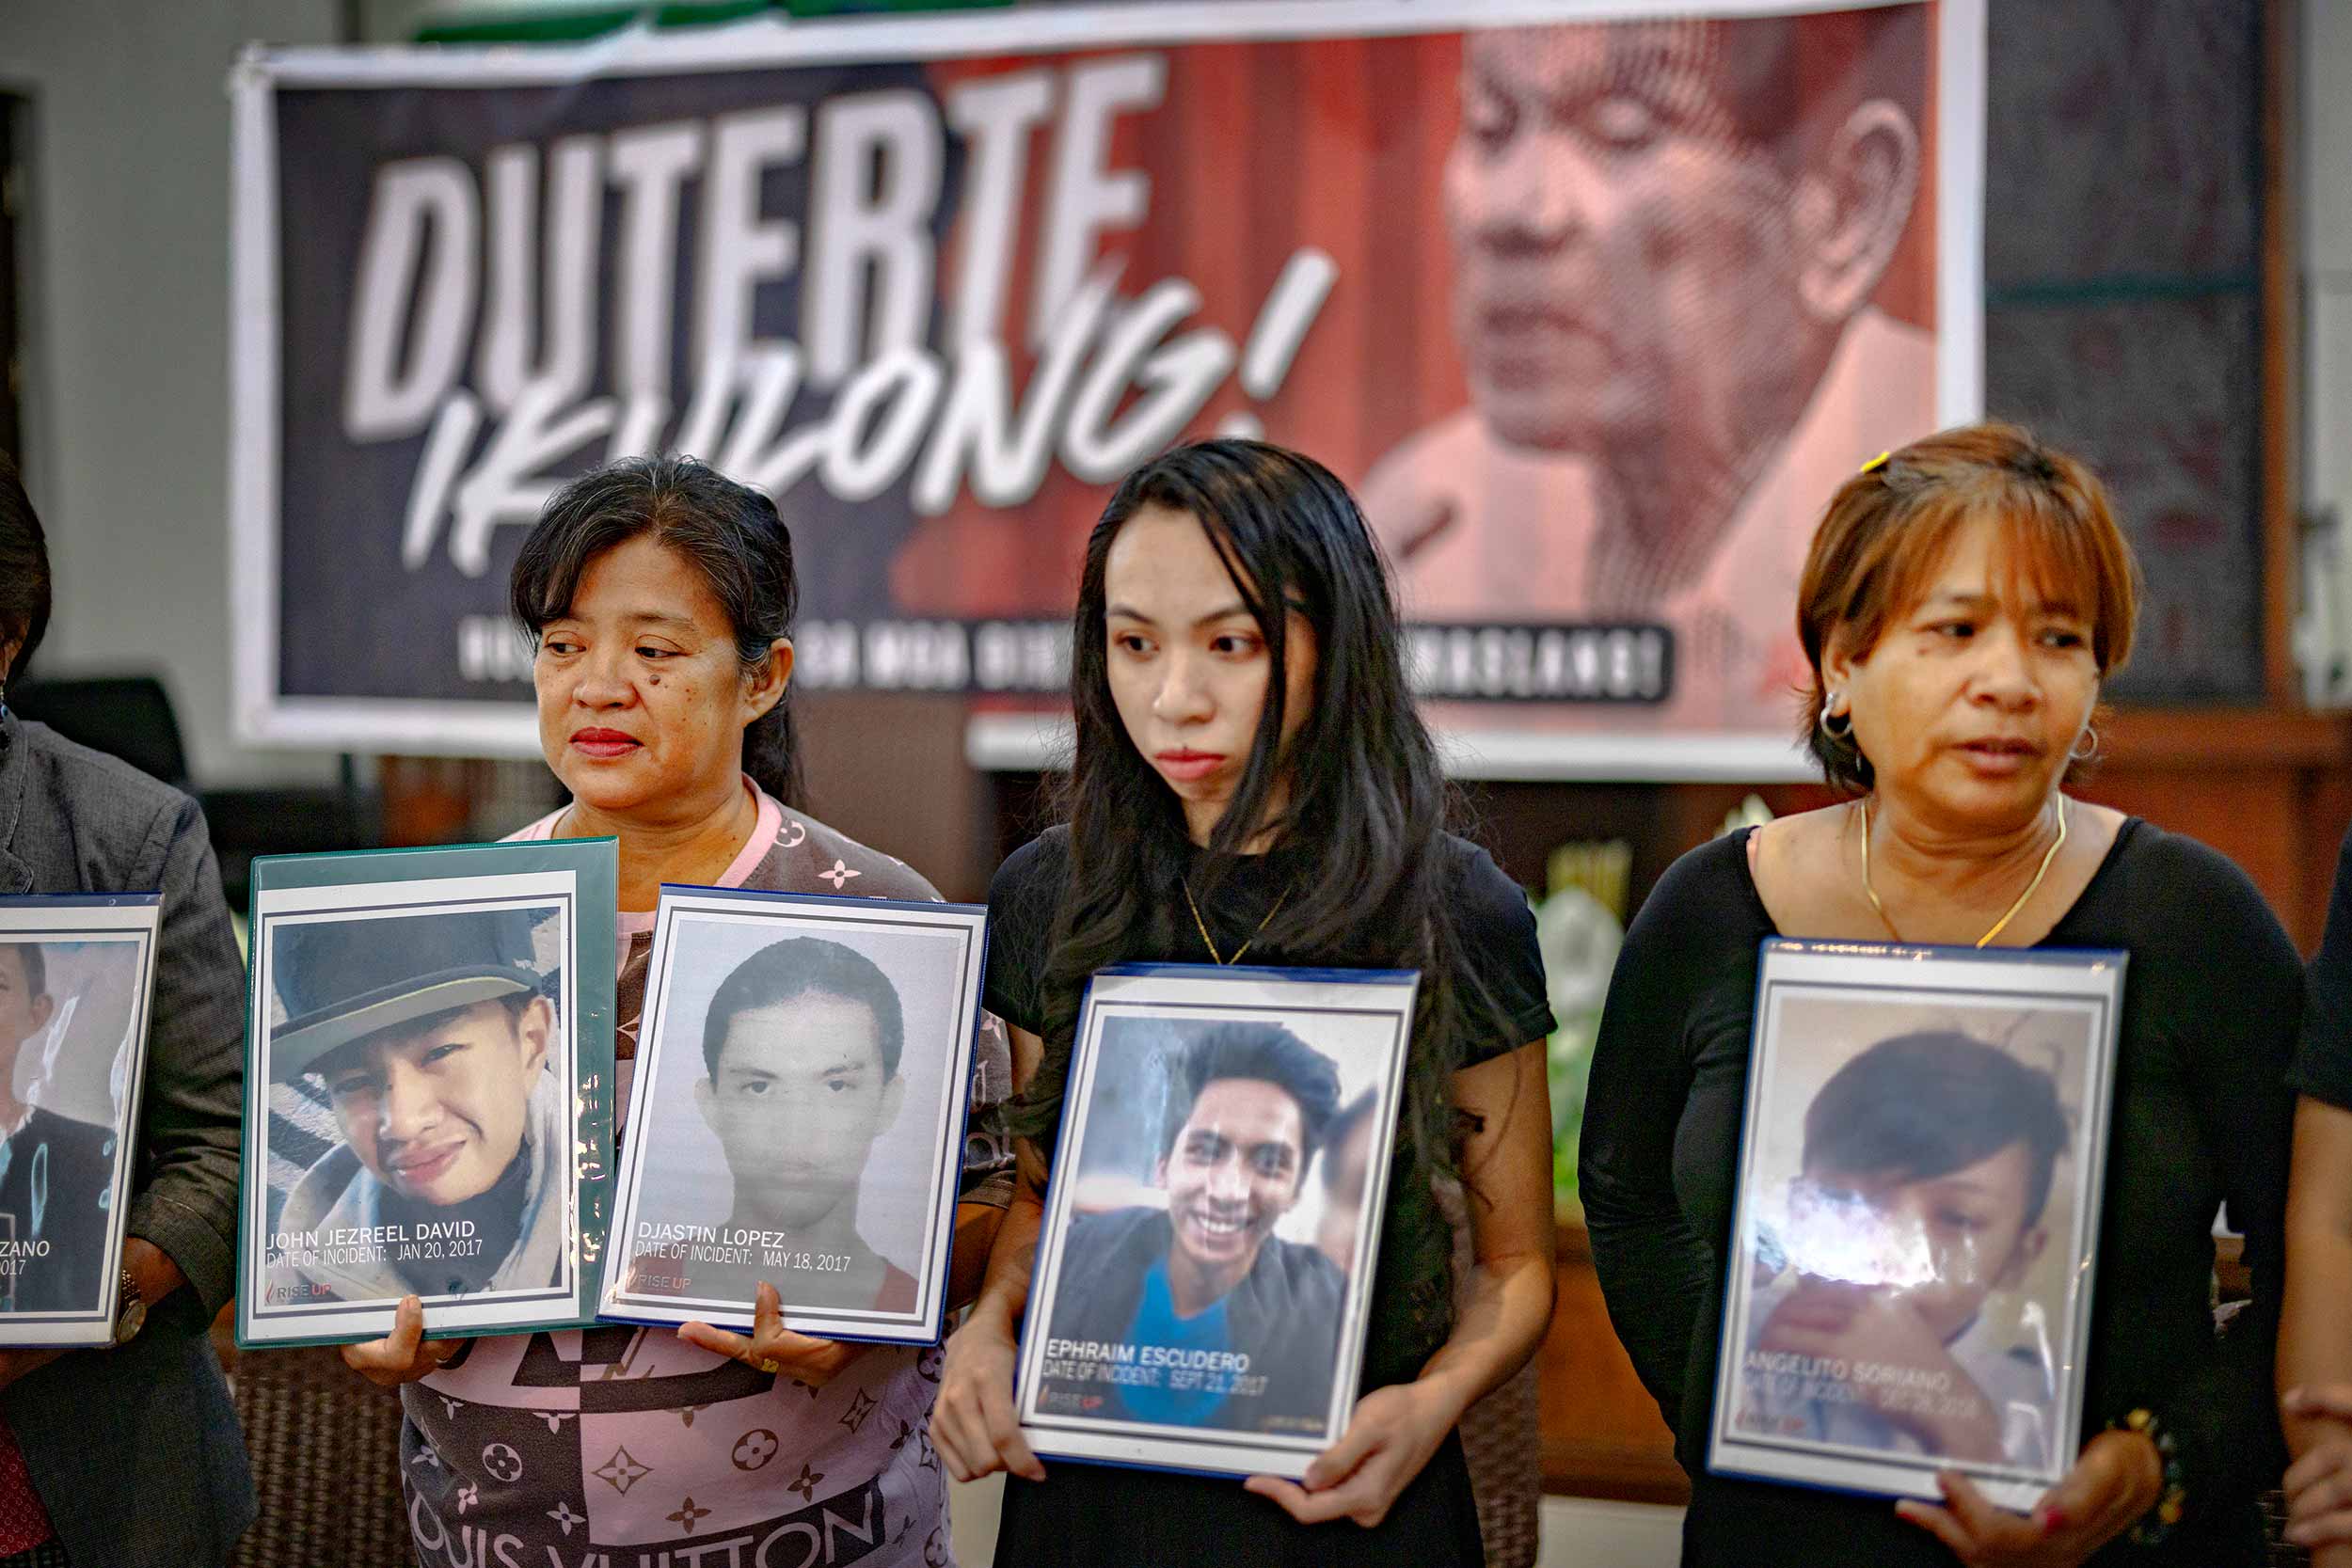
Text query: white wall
2299 0 2352 705
2 0 342 784
2309 2 2349 276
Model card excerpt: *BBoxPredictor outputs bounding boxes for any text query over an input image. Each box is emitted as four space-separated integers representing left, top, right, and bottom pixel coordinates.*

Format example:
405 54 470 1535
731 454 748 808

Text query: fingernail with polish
2036 1506 2068 1534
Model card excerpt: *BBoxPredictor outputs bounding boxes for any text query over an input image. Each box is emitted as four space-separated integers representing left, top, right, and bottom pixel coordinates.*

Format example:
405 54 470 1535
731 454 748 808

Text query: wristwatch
108 1267 147 1347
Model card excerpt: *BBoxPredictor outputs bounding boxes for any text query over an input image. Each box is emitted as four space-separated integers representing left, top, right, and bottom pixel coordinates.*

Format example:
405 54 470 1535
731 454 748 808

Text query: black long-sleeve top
1580 819 2299 1566
2294 823 2352 1112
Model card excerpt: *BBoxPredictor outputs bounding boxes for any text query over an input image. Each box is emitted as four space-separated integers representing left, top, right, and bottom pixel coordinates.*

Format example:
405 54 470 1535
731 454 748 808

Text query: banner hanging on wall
230 0 1983 777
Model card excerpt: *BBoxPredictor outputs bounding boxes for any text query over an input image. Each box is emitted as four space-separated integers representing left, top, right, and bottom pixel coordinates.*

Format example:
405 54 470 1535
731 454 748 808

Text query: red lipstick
571 727 641 760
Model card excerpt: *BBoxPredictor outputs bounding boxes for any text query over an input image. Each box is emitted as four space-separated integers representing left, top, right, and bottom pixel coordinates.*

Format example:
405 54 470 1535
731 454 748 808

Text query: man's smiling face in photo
321 996 550 1207
1158 1075 1310 1299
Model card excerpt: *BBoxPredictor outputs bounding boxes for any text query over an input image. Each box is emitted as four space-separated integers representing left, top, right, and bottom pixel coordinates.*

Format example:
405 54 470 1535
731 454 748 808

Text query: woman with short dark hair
0 455 254 1568
339 454 1016 1568
932 438 1557 1564
1582 424 2300 1566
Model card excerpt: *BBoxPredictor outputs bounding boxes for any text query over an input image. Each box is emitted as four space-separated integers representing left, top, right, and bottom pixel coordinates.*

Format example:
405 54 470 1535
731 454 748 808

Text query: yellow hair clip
1860 451 1892 474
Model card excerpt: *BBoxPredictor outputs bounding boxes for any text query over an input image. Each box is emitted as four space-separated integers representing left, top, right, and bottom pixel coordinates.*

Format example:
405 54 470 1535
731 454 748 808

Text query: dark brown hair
1014 438 1513 1349
0 454 52 683
509 456 803 807
1795 423 2140 794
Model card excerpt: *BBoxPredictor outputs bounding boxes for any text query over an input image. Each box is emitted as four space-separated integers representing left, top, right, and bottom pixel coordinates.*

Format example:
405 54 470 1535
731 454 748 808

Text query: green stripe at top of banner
413 0 1006 42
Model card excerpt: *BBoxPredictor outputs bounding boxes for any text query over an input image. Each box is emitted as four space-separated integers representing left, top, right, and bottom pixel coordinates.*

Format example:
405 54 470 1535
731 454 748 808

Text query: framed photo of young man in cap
0 896 165 1345
1015 964 1418 1480
236 840 617 1346
597 887 990 1344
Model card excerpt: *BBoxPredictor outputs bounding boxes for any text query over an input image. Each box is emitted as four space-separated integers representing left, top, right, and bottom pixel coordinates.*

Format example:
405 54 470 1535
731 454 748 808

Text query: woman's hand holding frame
679 1281 865 1388
2282 1386 2352 1559
935 1287 1046 1484
2283 1096 2352 1568
936 1027 1048 1485
1250 1038 1556 1527
342 1295 466 1387
935 1159 1048 1481
1894 1429 2162 1567
1242 1378 1457 1527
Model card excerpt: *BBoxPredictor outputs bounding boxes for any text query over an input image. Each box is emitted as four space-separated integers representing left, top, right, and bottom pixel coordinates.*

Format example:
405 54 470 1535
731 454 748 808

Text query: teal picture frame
234 838 617 1348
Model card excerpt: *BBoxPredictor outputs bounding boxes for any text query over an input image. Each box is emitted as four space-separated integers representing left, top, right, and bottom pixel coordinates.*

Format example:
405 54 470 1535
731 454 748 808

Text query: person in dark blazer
0 455 254 1567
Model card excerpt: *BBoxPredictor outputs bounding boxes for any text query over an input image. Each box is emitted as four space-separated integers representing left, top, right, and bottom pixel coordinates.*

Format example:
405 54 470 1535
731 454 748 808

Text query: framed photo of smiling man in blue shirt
1016 964 1418 1480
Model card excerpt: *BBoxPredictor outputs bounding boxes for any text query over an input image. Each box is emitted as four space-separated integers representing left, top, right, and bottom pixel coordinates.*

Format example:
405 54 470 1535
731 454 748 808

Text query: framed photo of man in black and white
597 887 990 1344
1015 964 1419 1480
0 896 163 1345
1708 938 2125 1509
237 839 617 1347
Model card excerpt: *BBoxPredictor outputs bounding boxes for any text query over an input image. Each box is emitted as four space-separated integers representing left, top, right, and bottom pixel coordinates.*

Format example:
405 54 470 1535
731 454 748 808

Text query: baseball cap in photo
269 907 545 1082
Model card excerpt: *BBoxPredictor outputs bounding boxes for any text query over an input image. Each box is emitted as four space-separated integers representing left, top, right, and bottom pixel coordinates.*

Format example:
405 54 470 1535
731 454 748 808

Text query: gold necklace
1859 795 2068 948
1181 879 1288 965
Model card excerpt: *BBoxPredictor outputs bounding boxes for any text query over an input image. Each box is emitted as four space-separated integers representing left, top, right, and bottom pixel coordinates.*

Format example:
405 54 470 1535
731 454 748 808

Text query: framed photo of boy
597 888 990 1343
0 896 164 1345
1015 964 1419 1480
236 839 617 1347
1709 938 2126 1508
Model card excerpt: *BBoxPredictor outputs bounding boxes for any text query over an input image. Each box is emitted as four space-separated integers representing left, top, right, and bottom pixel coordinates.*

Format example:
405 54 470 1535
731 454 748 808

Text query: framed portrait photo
0 896 165 1345
598 888 990 1343
1015 963 1419 1480
236 839 617 1348
1708 938 2126 1508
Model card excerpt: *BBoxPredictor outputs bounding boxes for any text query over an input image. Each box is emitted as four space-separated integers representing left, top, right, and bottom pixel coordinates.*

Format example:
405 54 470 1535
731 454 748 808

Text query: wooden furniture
1542 1217 1687 1505
1466 708 2352 958
2072 708 2352 953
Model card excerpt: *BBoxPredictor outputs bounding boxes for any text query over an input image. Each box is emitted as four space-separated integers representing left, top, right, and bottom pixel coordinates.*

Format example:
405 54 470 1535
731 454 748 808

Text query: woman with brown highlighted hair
1582 424 2299 1566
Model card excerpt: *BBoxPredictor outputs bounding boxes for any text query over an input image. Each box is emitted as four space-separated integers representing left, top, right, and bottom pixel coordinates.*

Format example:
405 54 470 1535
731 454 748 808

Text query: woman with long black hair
933 439 1557 1563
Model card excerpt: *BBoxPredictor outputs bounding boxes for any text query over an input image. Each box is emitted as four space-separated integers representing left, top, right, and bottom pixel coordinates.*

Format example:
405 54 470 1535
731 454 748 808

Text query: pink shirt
506 779 784 974
393 782 1012 1568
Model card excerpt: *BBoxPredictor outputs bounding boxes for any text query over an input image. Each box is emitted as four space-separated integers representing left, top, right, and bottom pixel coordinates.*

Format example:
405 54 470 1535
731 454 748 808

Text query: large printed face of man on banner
1362 12 1934 724
243 4 1956 754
